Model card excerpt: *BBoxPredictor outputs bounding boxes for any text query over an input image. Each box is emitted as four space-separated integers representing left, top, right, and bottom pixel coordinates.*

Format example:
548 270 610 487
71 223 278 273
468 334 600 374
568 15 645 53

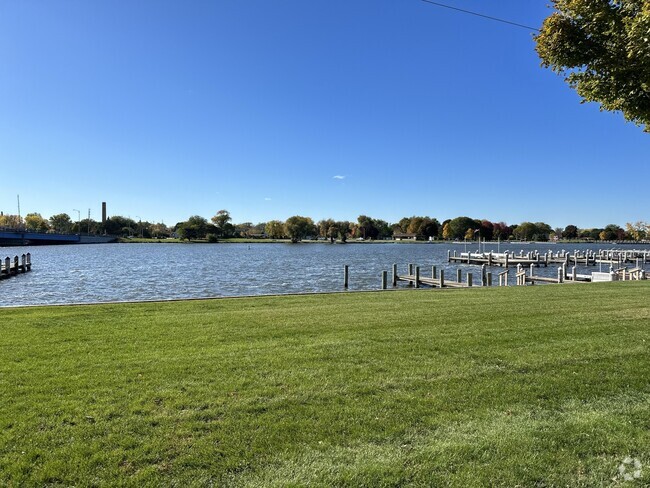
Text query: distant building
393 232 419 241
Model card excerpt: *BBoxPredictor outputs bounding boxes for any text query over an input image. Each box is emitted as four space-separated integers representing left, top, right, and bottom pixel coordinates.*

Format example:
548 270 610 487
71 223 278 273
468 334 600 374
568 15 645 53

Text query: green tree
317 219 336 238
235 222 253 238
513 222 537 241
211 210 234 237
335 221 351 242
355 215 380 240
535 0 650 130
176 215 210 240
563 224 578 239
104 216 137 236
284 216 315 243
447 217 480 240
49 213 73 233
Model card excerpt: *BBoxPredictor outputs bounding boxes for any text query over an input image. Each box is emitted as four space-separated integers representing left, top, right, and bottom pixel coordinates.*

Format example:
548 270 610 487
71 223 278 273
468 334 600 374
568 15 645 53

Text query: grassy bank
1 283 649 486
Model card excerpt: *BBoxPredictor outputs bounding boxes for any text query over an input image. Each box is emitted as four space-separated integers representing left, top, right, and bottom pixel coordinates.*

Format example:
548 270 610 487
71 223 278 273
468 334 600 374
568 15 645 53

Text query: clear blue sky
1 0 648 228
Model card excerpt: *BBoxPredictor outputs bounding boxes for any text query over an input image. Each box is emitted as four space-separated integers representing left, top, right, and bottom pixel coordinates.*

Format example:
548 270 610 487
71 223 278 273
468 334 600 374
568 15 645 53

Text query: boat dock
448 249 649 268
369 253 647 290
1 253 32 280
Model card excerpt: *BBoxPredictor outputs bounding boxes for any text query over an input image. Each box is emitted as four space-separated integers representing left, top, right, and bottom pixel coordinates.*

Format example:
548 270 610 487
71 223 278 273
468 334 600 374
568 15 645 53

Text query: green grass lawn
1 283 649 486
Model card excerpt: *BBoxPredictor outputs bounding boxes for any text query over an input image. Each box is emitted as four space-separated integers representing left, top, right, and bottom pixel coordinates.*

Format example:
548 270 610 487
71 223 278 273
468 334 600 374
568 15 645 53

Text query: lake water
1 242 649 307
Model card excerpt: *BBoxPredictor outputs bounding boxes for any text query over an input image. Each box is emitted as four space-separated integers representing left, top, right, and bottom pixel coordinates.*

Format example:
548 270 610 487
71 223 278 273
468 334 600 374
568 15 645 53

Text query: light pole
73 209 81 235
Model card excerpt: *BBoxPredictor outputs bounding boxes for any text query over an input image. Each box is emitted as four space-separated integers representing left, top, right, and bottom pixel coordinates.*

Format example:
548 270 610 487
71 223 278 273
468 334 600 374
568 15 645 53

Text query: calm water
1 242 649 306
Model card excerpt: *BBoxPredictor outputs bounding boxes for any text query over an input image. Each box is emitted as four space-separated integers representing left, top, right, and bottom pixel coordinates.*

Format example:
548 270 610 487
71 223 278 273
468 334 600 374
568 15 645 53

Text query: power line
420 0 540 32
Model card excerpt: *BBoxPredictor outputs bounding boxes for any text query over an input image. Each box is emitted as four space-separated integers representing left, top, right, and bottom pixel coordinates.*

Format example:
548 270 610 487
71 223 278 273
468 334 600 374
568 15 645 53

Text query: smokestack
102 202 107 224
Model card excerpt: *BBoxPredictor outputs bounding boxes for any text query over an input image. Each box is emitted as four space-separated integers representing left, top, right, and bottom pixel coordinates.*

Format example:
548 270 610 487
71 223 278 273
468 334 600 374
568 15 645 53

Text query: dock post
467 252 471 264
408 263 414 286
26 253 31 267
467 273 472 287
343 265 349 289
504 252 509 268
21 254 26 272
481 264 486 286
415 266 420 288
13 256 18 275
431 265 437 279
439 269 445 288
487 272 492 287
456 268 462 283
571 266 577 282
487 252 492 266
3 257 9 276
381 271 387 290
392 264 397 287
530 263 535 279
557 267 563 283
447 250 451 263
562 263 567 281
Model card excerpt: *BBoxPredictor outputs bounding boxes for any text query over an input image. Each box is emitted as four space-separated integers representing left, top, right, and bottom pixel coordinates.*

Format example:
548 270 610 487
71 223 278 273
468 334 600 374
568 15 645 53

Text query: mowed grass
1 283 649 487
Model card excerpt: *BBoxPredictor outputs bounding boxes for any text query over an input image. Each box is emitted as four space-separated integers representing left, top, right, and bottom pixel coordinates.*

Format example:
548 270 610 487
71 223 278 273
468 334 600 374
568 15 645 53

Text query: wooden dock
372 258 646 291
0 253 32 280
447 248 649 268
389 264 477 289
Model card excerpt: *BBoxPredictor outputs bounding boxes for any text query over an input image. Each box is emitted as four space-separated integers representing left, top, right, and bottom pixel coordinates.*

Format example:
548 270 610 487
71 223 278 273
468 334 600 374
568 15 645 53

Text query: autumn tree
442 222 452 240
265 220 285 239
0 214 22 228
25 213 51 232
535 0 650 130
626 221 648 241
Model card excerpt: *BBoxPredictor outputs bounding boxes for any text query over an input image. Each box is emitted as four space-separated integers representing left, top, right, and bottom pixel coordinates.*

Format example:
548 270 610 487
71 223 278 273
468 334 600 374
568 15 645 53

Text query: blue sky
1 0 647 228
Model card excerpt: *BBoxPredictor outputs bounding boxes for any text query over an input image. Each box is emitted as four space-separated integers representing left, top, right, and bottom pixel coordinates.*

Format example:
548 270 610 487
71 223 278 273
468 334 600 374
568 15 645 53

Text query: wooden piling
487 272 492 286
343 265 349 288
456 268 462 283
392 264 397 287
381 270 387 290
439 270 445 288
415 266 420 288
467 273 472 287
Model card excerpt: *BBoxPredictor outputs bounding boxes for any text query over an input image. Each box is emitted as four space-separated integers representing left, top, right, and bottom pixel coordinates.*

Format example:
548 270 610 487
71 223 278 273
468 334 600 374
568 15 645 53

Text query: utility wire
420 0 540 32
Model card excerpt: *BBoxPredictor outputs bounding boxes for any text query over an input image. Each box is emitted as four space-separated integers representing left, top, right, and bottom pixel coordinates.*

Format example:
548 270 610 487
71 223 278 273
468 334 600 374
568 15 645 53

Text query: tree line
1 210 647 243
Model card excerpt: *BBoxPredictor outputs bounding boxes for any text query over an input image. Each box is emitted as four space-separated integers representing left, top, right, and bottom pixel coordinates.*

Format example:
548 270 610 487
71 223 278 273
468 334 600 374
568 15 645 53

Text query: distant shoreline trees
0 209 647 242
